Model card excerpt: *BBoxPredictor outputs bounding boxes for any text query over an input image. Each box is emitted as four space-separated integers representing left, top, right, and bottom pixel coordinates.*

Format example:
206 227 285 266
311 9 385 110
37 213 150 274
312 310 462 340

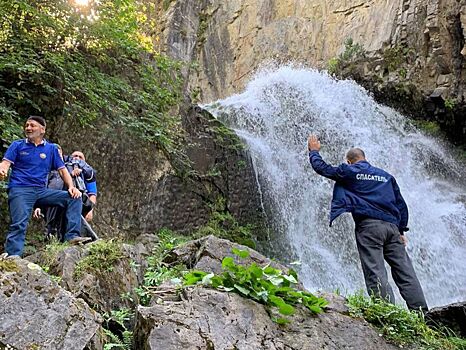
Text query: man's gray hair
346 148 366 163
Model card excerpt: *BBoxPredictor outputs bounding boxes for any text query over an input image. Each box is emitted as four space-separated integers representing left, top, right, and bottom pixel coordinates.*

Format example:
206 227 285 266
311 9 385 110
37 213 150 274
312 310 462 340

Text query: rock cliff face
157 0 466 144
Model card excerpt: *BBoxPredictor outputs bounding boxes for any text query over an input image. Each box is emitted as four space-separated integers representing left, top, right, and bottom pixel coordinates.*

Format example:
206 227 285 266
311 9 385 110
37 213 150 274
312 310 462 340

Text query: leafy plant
327 38 365 75
183 248 328 324
135 228 188 305
445 98 456 110
0 0 185 161
74 239 124 277
347 293 466 349
102 308 134 350
193 197 256 248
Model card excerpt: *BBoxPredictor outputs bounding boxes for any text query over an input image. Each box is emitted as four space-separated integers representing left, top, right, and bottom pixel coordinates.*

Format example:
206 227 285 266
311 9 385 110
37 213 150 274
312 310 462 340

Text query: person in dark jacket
307 135 427 311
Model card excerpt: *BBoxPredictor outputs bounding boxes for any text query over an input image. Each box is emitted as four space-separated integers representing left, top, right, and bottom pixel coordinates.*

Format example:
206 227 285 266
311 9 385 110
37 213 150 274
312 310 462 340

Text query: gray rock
29 242 149 314
0 256 102 350
167 235 289 274
133 287 399 350
426 301 466 337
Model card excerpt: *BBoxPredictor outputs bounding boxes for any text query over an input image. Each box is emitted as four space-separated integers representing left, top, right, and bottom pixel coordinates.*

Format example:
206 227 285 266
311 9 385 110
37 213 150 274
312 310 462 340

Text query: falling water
204 65 466 308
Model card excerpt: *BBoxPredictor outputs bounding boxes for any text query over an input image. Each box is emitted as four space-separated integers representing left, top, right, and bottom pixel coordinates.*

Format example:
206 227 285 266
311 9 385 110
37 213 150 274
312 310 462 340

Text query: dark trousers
5 186 82 256
355 218 428 311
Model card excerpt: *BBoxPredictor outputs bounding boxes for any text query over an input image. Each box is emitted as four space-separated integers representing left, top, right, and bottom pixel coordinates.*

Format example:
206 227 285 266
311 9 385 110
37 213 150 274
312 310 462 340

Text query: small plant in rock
194 197 256 248
135 228 188 305
327 38 365 75
445 98 456 111
40 239 68 270
183 248 328 324
74 239 124 278
347 293 466 349
103 308 134 350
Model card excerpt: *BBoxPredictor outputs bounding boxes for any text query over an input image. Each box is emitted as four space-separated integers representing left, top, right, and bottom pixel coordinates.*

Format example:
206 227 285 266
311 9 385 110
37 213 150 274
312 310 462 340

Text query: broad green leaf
269 295 286 307
234 284 250 296
278 303 295 316
232 248 250 259
307 305 324 314
269 276 284 286
222 257 235 269
282 274 298 284
201 273 214 285
263 266 280 275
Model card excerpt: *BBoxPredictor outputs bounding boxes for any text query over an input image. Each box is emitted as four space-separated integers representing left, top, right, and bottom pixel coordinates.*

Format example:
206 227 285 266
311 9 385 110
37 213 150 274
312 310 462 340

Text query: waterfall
204 66 466 308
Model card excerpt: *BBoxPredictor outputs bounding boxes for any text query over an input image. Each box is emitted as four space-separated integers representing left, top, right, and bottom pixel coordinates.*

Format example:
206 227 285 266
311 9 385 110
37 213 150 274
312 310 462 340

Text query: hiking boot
68 236 92 245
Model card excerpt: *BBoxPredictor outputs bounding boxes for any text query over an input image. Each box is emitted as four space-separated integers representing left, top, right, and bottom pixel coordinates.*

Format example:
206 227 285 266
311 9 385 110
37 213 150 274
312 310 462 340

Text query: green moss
0 258 19 273
209 121 245 151
40 240 68 270
413 120 442 137
194 197 255 248
74 239 124 278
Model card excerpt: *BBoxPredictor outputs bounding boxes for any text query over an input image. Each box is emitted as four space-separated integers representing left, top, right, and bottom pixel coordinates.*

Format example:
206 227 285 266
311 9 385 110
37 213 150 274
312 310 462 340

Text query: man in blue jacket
0 116 91 257
308 135 427 311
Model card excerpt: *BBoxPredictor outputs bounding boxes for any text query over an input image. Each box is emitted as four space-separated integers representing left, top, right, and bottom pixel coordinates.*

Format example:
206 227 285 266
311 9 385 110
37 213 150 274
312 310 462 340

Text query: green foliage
102 308 134 350
194 197 255 248
0 0 185 159
74 239 124 278
445 98 456 110
183 249 328 324
413 120 442 137
327 38 365 75
40 239 68 270
209 122 245 151
347 293 466 349
135 228 187 305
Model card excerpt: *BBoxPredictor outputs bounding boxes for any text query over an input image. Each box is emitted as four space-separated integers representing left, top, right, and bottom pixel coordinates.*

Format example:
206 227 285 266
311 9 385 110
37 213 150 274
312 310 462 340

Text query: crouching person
0 116 91 257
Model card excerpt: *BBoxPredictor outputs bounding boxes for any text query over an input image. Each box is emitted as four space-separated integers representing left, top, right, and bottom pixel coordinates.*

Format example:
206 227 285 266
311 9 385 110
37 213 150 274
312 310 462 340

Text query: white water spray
205 66 466 307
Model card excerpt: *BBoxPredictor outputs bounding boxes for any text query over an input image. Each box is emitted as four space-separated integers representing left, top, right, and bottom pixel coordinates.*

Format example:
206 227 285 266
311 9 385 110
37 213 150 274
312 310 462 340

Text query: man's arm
0 160 11 180
58 167 82 199
308 135 347 181
393 179 409 234
84 181 97 221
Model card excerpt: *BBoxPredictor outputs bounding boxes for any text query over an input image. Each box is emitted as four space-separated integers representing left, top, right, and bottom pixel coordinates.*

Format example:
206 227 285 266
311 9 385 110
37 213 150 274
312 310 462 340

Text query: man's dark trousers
355 218 428 311
5 186 82 256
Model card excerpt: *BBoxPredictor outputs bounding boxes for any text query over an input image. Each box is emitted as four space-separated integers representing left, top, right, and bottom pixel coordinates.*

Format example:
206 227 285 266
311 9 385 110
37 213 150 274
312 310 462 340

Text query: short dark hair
27 115 46 127
346 148 365 163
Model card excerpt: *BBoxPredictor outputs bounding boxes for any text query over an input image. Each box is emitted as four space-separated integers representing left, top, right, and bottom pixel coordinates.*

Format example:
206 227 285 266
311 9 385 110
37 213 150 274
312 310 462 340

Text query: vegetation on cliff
0 0 184 156
348 293 466 350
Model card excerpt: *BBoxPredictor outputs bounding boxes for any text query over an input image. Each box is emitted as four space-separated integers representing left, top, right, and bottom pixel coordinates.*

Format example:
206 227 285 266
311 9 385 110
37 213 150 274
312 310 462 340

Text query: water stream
204 66 466 307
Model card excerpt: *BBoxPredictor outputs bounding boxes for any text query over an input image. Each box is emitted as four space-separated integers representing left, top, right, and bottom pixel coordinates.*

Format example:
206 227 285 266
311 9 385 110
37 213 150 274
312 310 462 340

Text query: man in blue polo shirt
0 116 91 257
307 134 427 312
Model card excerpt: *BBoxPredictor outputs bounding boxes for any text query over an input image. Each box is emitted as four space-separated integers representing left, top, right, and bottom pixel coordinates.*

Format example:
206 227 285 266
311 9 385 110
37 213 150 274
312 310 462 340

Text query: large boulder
0 256 103 350
133 287 400 350
133 235 400 349
166 234 289 274
28 241 149 315
426 301 466 338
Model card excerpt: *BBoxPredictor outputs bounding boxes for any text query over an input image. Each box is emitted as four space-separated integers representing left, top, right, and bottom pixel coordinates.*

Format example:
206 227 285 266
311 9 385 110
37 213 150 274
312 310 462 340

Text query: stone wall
157 0 466 144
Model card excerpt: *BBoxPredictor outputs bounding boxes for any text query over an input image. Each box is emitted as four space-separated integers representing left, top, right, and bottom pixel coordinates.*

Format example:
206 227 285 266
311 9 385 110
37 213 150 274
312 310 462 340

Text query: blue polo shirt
3 139 65 188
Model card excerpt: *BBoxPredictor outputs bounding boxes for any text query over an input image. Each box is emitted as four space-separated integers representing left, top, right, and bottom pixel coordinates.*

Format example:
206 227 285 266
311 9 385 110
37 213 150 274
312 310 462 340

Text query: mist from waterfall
204 65 466 308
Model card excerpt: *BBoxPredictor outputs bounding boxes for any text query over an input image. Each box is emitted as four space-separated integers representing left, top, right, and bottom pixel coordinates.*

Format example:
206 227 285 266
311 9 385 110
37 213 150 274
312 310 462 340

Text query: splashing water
204 66 466 307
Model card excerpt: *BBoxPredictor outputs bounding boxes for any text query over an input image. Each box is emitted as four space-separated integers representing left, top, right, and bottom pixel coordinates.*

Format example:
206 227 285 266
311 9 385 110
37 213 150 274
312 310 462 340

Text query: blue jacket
309 151 408 232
